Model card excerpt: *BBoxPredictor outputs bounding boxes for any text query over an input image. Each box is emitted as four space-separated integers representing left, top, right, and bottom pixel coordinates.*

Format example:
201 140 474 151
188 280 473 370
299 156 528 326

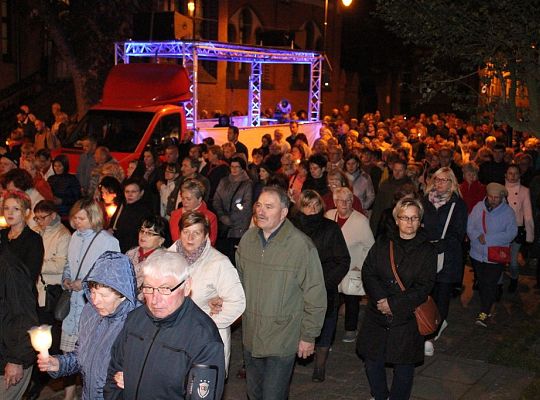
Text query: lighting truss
114 40 324 127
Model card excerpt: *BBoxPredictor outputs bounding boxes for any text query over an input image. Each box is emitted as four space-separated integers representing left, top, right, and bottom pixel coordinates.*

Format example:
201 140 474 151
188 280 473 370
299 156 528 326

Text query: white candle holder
28 325 52 357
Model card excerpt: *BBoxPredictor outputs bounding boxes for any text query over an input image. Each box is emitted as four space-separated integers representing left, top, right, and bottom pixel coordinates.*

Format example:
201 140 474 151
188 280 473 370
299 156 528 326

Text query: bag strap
482 210 487 234
440 202 456 240
227 181 244 212
389 240 406 292
73 230 102 280
111 204 124 231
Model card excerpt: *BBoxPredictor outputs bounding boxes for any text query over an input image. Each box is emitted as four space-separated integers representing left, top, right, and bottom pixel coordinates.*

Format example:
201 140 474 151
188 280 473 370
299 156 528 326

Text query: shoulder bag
436 202 455 273
390 240 440 336
41 273 63 313
54 230 102 321
482 210 511 264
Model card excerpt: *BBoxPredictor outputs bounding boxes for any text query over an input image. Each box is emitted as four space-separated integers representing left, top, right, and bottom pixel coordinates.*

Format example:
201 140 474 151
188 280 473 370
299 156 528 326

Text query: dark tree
376 0 540 132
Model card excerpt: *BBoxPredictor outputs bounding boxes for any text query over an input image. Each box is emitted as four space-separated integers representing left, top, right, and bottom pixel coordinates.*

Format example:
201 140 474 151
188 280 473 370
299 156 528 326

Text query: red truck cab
59 63 190 172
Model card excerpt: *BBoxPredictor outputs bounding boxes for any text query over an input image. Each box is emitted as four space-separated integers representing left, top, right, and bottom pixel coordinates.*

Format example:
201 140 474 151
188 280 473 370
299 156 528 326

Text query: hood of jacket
82 251 137 310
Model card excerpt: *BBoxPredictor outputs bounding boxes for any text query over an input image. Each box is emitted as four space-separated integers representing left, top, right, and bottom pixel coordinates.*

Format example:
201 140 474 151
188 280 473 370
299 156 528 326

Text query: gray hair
333 187 353 202
141 250 189 283
260 186 290 209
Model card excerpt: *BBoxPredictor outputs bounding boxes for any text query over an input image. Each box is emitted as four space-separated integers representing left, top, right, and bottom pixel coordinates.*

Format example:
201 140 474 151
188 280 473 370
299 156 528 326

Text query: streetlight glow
187 1 195 17
342 0 353 6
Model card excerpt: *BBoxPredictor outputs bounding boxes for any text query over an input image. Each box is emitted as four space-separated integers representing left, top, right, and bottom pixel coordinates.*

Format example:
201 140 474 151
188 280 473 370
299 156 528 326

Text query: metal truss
248 62 262 127
309 57 323 122
114 40 323 126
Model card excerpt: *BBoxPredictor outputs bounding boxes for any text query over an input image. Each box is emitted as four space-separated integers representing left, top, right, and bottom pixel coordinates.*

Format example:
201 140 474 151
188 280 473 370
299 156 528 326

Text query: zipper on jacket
134 326 160 400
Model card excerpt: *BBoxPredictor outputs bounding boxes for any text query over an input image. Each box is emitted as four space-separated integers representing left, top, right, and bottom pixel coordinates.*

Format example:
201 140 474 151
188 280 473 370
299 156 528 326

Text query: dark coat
357 228 436 364
110 199 153 253
421 193 468 283
48 173 81 217
293 212 350 312
0 226 44 284
0 246 39 370
104 297 224 400
370 176 413 237
302 172 329 197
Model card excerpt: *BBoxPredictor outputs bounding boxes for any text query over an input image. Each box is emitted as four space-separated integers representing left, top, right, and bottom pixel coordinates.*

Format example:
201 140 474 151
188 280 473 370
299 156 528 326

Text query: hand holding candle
28 325 52 357
105 204 118 218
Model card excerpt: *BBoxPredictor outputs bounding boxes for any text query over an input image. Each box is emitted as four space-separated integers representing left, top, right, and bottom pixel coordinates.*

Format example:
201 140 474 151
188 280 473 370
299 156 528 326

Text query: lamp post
323 0 353 55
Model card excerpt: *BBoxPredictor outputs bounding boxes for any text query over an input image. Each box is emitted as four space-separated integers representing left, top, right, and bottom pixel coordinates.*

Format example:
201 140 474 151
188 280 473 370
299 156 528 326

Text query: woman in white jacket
325 187 375 342
505 164 534 292
168 210 246 373
34 200 71 311
30 200 71 398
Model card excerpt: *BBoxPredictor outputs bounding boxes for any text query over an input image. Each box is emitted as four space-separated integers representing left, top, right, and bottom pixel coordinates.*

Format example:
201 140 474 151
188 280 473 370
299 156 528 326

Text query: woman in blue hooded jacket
37 251 138 399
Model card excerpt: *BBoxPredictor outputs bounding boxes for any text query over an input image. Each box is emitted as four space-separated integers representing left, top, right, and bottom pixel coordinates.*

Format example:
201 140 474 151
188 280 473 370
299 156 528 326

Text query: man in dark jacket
370 159 412 237
105 250 225 399
0 247 39 399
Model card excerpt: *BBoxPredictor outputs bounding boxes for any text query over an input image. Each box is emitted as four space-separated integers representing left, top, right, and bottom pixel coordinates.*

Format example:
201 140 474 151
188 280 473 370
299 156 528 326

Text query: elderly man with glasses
105 250 225 399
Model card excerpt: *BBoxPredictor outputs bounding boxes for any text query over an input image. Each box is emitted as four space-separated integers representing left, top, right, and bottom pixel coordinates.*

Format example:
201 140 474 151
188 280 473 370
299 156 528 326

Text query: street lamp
187 1 195 18
323 0 353 55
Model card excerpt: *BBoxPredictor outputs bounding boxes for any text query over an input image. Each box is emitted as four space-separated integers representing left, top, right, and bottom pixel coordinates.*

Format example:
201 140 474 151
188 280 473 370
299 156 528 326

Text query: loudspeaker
133 12 193 41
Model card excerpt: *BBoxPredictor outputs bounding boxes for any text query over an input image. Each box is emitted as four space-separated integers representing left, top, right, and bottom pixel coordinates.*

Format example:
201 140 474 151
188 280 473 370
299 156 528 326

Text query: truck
61 62 191 171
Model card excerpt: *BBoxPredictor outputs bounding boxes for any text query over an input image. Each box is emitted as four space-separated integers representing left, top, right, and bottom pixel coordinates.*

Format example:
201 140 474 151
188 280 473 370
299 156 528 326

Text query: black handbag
54 231 102 321
44 283 63 313
514 226 526 244
54 289 72 320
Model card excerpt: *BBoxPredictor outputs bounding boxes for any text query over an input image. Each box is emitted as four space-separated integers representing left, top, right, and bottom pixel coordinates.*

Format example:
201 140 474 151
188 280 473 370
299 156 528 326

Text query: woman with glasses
25 201 71 399
61 198 120 400
358 198 436 400
212 156 252 265
126 215 171 288
421 167 467 356
168 211 245 373
325 187 374 344
37 252 138 399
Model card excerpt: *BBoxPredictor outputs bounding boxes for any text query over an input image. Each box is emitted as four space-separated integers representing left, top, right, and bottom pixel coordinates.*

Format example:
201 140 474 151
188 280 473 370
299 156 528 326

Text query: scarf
428 188 452 209
175 239 207 265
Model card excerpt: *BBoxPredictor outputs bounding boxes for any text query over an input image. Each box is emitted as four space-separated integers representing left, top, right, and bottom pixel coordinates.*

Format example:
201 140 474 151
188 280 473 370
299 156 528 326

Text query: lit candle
0 216 8 228
28 325 52 357
105 204 118 218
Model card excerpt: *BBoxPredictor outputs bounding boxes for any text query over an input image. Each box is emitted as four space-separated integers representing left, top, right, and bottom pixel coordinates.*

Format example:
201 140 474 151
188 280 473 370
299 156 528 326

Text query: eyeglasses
181 229 204 239
141 279 185 295
139 228 160 237
33 213 52 222
433 177 451 183
397 216 420 223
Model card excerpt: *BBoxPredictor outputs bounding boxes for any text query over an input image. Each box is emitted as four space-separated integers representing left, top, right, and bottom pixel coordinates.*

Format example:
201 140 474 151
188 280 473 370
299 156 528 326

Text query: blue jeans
365 357 415 400
244 350 296 400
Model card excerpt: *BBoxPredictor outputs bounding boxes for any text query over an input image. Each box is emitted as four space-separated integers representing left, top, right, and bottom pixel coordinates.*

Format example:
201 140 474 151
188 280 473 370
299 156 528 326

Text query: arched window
227 7 263 88
292 21 322 89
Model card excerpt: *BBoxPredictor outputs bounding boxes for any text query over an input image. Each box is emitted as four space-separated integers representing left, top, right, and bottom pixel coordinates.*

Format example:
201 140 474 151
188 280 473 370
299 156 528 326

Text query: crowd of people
0 102 539 400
